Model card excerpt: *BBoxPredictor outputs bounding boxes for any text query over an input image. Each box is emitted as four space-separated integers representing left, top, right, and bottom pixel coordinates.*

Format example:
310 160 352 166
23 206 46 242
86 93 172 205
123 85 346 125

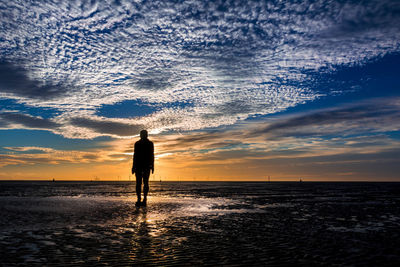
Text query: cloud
0 144 130 167
0 0 399 137
0 120 8 128
317 0 400 40
69 117 143 137
253 99 400 138
133 69 176 91
4 146 56 153
0 112 61 129
0 61 75 100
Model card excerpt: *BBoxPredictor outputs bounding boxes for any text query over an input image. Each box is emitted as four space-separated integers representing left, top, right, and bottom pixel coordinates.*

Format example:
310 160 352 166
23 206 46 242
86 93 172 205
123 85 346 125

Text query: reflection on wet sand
129 208 153 263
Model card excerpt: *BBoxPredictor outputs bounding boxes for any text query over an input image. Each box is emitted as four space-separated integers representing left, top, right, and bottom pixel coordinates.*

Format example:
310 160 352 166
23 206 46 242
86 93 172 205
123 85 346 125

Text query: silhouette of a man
132 130 154 207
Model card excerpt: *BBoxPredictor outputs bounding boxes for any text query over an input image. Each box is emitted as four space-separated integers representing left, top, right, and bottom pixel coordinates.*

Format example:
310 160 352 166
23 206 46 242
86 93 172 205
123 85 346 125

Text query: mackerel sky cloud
0 0 399 180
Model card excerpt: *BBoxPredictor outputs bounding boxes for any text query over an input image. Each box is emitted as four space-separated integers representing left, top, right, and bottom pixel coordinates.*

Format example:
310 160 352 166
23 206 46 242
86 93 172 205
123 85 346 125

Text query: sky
0 0 399 181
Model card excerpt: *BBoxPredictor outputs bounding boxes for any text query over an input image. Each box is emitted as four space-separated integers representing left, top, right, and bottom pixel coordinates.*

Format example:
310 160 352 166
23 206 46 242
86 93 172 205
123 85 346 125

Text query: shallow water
1 181 400 266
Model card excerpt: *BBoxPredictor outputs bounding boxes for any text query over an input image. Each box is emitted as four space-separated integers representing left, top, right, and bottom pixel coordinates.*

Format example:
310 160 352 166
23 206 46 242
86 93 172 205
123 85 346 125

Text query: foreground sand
0 181 400 265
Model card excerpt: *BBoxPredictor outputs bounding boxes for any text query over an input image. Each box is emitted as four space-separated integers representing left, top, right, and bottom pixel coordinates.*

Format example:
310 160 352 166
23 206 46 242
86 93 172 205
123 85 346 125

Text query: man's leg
142 169 150 205
135 170 143 204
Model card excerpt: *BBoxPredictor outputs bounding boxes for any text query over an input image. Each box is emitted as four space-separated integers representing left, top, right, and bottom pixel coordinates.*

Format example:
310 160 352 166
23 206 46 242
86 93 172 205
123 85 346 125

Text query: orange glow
1 132 398 182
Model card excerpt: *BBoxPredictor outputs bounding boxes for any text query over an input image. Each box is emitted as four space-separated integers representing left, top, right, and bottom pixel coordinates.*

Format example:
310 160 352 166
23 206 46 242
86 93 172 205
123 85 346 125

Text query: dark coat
133 138 154 170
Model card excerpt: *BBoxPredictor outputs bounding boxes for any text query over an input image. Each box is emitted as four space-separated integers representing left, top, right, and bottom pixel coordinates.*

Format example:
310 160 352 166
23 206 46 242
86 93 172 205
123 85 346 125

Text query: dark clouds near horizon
156 99 400 150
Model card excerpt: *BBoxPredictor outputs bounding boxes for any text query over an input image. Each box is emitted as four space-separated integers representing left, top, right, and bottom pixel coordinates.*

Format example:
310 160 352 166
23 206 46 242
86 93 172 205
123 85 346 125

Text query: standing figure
132 130 154 207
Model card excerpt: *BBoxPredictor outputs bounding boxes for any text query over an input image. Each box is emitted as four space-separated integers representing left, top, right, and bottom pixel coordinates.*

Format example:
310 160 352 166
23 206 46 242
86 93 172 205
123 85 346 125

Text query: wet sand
0 181 400 266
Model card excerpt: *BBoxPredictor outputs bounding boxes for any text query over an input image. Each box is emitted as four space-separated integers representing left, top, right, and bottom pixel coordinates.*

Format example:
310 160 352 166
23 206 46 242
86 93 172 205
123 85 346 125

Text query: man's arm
132 142 136 174
150 142 154 174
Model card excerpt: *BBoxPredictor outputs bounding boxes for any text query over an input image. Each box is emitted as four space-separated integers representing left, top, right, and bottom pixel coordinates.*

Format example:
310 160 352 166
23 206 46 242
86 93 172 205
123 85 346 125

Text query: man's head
140 130 148 139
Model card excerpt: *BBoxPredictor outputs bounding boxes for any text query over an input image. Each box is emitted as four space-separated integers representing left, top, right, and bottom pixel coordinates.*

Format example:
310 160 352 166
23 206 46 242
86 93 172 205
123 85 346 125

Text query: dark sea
0 181 399 266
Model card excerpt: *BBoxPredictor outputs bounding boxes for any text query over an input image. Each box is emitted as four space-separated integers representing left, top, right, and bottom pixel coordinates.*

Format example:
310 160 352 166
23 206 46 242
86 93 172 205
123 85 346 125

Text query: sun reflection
129 208 154 262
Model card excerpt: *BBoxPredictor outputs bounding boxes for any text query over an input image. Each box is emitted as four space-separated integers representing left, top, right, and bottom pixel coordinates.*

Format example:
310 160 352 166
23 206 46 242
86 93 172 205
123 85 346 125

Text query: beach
0 181 399 266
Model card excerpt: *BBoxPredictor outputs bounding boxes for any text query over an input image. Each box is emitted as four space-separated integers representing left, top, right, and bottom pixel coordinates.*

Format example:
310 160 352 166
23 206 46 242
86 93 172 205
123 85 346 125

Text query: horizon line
0 179 399 183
